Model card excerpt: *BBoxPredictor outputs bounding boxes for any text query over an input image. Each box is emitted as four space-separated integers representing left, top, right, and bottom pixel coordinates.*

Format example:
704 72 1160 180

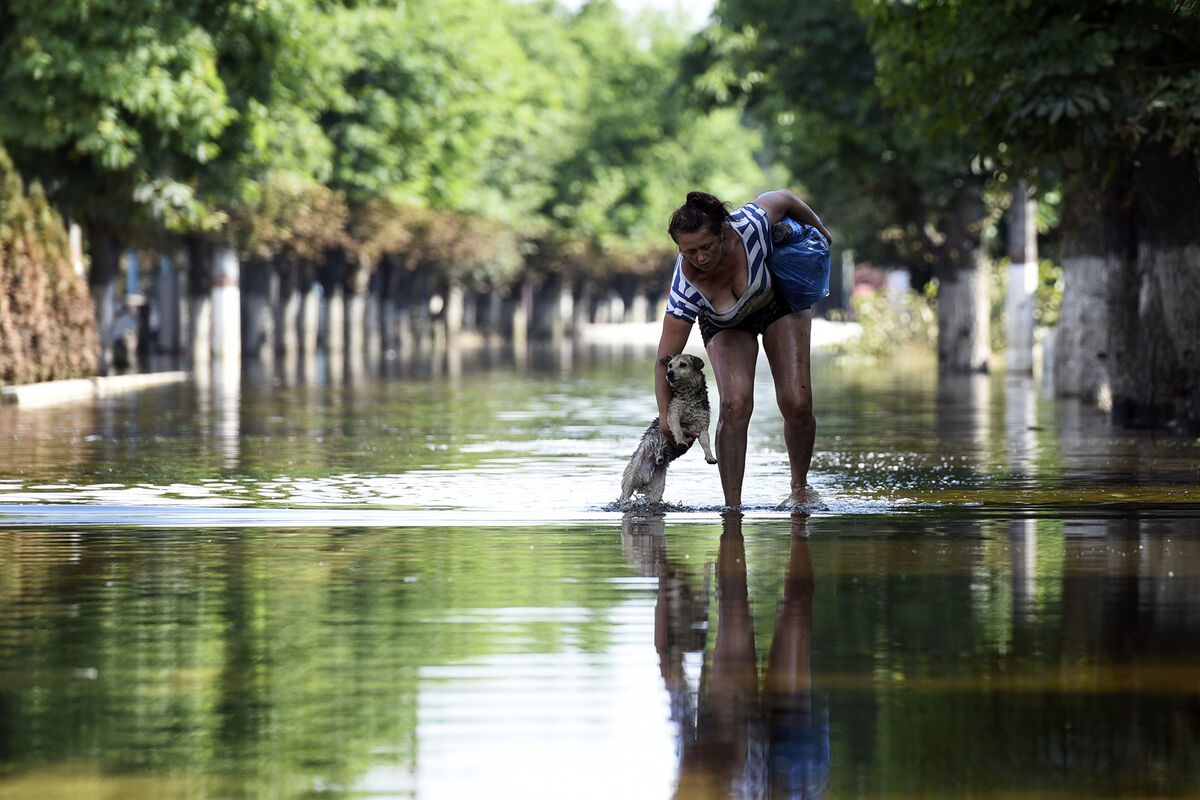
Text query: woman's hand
659 420 698 444
757 189 831 246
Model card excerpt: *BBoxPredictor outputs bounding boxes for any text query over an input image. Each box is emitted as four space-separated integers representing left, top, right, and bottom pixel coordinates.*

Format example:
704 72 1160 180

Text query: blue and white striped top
664 202 775 327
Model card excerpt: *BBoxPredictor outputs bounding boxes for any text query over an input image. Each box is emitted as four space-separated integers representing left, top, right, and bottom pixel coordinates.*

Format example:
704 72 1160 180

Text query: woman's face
676 227 725 272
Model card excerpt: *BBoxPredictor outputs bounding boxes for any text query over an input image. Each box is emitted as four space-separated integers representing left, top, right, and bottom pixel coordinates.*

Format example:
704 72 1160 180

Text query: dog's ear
689 355 705 370
659 355 673 366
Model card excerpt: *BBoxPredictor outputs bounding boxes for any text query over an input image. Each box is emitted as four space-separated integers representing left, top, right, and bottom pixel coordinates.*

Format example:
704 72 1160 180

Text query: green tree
323 0 568 227
545 2 775 255
0 0 234 367
0 0 340 368
698 0 992 370
858 0 1200 428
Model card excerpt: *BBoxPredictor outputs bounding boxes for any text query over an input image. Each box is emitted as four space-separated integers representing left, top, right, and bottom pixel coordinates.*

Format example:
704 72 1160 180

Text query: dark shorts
698 291 796 347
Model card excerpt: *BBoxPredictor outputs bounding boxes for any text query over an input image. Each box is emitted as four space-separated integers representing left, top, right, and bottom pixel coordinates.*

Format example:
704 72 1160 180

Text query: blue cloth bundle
768 218 831 312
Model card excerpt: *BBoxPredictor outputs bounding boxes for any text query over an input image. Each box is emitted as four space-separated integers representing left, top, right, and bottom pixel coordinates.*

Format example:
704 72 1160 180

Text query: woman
655 189 831 509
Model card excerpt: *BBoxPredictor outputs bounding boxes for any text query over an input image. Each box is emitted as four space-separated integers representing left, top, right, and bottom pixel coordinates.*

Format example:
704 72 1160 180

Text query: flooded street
0 341 1198 799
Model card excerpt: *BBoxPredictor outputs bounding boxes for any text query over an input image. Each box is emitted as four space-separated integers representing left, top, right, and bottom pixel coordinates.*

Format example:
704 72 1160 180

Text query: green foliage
233 171 349 263
701 0 986 278
1034 259 1065 329
857 0 1200 172
0 0 784 291
831 284 938 357
323 0 565 227
0 0 346 238
536 1 778 260
350 200 523 290
0 0 237 231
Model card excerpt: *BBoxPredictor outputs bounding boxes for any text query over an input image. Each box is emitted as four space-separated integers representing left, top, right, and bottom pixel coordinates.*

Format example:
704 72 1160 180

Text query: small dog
620 354 717 503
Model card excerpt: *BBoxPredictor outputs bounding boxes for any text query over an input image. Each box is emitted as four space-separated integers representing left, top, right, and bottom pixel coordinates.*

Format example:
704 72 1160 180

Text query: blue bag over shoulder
768 217 831 313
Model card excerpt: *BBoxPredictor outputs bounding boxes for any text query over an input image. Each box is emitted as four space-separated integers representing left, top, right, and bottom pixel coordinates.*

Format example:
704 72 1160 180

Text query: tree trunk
379 259 400 357
1005 180 1038 373
934 188 990 373
342 254 370 377
1111 143 1200 431
298 267 320 355
1054 166 1129 408
275 262 300 357
211 247 240 362
155 254 181 356
1054 253 1116 408
241 260 274 360
1055 144 1200 433
85 222 121 375
185 236 213 365
445 279 465 345
366 270 382 370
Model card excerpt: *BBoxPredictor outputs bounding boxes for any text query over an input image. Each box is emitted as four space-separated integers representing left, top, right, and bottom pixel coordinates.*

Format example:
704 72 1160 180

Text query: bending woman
655 190 831 509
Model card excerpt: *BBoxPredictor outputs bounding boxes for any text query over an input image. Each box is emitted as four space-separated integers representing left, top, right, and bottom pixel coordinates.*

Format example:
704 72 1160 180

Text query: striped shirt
664 202 775 327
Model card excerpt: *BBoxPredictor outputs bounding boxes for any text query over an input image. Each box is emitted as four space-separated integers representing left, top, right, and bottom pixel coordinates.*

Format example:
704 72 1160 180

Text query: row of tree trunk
861 152 1198 434
1054 144 1200 433
100 244 668 375
77 147 1199 434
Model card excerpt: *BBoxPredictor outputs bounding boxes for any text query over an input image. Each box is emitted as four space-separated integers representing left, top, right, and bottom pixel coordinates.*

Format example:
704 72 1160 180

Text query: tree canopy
0 0 781 286
857 0 1200 174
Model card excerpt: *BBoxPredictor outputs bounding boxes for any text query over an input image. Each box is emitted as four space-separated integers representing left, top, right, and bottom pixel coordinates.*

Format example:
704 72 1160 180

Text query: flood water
0 340 1198 799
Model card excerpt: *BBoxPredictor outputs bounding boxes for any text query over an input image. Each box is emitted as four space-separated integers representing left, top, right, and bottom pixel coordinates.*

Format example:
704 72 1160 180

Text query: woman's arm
755 189 832 245
656 313 696 442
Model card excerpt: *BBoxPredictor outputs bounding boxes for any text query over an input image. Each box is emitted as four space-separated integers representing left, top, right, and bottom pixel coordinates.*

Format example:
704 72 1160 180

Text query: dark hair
668 191 730 243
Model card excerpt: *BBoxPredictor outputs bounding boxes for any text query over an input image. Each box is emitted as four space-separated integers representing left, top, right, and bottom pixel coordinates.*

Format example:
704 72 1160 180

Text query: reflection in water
1005 375 1040 615
211 358 241 470
625 513 830 798
0 347 1199 798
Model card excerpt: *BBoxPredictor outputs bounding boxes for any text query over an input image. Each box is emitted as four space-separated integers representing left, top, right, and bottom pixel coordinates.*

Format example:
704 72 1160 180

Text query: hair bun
668 191 731 241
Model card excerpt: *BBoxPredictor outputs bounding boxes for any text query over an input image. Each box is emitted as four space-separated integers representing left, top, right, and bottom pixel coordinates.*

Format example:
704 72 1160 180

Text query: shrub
0 146 99 385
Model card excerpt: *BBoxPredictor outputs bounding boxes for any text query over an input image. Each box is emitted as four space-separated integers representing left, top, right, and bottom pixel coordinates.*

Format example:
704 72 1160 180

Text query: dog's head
658 354 706 388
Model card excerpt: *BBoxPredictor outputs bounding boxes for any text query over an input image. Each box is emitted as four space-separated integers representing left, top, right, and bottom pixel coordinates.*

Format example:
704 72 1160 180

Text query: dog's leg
620 474 635 501
697 429 717 464
646 467 667 503
620 448 644 500
666 407 687 449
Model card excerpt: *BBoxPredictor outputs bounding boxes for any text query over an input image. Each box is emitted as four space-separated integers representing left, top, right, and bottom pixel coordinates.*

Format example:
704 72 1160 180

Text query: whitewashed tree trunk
326 282 345 355
445 280 465 344
935 189 990 373
189 294 212 366
937 266 990 373
240 263 273 361
276 265 301 357
299 275 320 355
211 248 240 362
1053 254 1115 409
85 225 121 375
1006 181 1038 373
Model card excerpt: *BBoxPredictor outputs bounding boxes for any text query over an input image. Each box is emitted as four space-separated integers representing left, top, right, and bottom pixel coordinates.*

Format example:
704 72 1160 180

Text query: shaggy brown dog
620 354 716 503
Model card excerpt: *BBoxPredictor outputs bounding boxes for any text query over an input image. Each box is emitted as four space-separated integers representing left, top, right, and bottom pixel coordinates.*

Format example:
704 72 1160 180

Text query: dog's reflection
622 512 830 798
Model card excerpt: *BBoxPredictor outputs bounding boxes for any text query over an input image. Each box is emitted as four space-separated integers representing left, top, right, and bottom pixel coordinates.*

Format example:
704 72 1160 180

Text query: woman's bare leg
763 310 818 505
705 330 759 508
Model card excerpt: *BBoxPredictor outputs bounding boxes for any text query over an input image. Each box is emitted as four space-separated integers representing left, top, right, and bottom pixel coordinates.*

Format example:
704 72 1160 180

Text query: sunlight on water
0 349 1198 799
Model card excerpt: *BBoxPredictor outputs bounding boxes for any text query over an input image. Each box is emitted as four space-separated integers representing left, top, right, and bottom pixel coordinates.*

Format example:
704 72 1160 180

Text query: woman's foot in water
779 485 827 512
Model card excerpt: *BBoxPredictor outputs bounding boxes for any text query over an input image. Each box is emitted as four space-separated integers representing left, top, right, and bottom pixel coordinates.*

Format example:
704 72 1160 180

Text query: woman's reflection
633 511 830 799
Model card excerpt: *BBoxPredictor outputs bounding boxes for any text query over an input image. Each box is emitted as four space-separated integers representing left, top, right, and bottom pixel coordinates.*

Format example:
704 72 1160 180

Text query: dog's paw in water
606 498 689 513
